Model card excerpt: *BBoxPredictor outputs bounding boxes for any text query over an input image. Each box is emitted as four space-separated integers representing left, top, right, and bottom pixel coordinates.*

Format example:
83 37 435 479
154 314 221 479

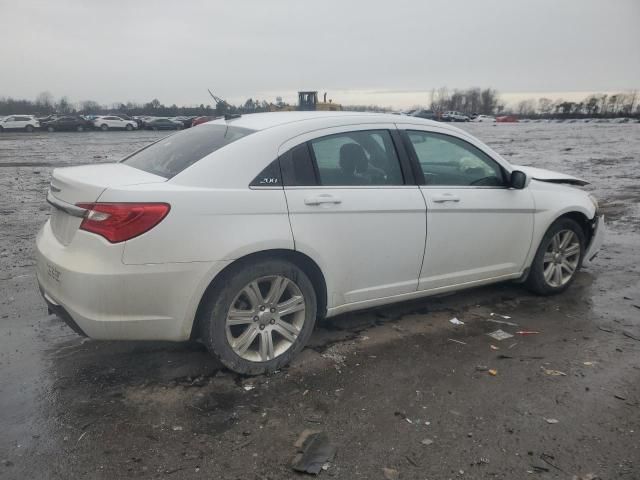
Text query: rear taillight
76 202 170 243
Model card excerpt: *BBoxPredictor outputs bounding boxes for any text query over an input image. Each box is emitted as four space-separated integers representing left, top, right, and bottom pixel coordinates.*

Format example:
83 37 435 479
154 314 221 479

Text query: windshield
122 124 254 178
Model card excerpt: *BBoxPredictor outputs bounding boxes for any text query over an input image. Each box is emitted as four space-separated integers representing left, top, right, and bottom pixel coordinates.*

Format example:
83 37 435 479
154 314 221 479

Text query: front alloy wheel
542 230 581 287
525 217 585 295
226 276 306 362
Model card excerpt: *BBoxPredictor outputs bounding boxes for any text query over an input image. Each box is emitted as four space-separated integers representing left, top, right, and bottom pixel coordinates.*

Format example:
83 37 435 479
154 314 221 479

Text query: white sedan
93 116 137 131
36 112 604 374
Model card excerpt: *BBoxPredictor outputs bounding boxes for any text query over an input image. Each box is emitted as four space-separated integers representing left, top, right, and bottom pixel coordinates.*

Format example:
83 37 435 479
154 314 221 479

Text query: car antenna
207 89 240 121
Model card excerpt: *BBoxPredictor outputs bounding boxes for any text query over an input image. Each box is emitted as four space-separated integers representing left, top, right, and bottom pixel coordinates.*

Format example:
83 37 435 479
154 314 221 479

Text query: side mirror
510 170 528 189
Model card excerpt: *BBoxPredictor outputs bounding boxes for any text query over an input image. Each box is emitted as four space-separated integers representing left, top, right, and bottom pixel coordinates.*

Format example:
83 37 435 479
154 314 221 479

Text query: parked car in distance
192 116 217 127
94 116 137 131
496 115 519 123
41 116 92 132
36 111 604 375
473 115 496 122
144 118 183 130
0 115 40 132
441 111 470 122
411 109 437 120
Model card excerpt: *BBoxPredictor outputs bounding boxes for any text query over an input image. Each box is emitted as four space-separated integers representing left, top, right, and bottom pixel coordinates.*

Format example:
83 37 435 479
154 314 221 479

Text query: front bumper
582 214 605 267
35 220 227 341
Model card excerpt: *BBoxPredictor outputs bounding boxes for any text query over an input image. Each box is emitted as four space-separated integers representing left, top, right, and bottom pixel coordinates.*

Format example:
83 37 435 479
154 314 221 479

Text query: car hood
512 165 589 186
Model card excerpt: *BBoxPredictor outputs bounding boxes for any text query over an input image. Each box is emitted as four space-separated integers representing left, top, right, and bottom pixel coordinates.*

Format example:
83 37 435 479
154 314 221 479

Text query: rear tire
100 124 109 131
47 126 55 132
77 125 84 132
525 218 585 295
25 125 34 132
125 124 133 131
200 259 317 375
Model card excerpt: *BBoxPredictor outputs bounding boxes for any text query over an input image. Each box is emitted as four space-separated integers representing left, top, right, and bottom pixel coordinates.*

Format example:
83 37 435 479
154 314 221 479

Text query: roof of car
207 111 456 133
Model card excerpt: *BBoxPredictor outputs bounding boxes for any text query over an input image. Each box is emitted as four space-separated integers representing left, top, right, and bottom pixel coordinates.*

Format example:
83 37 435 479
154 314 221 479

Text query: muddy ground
0 123 639 479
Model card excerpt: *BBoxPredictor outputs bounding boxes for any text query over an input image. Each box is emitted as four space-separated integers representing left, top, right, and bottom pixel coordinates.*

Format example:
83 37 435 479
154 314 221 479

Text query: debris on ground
394 411 413 424
490 344 499 350
613 394 627 401
488 369 498 376
490 313 512 319
516 330 540 335
622 331 640 341
291 430 336 475
421 438 434 446
475 365 489 372
383 467 400 480
541 367 567 376
448 338 467 345
486 318 519 327
544 418 560 424
243 384 255 391
583 361 596 366
598 326 615 333
487 329 514 341
449 317 465 326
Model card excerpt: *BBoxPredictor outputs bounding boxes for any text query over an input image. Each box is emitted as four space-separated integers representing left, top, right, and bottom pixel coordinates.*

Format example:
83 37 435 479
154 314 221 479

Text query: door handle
431 193 460 203
304 194 342 206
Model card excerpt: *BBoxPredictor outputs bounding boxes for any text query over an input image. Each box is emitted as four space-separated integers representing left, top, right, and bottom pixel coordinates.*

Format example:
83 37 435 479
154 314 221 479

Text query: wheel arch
189 249 327 340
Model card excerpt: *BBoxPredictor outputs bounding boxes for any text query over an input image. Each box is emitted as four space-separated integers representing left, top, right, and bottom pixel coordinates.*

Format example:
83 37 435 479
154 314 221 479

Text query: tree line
427 87 639 118
0 89 638 118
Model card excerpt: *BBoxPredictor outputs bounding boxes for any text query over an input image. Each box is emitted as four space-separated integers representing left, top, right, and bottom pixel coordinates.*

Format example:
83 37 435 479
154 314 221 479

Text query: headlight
588 193 599 212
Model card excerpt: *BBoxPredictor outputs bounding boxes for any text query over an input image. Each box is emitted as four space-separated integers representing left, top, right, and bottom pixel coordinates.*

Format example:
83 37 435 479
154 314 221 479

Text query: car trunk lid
47 163 166 245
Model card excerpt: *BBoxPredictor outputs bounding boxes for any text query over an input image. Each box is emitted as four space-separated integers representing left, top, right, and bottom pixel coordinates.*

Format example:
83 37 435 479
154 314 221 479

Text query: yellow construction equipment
270 91 342 112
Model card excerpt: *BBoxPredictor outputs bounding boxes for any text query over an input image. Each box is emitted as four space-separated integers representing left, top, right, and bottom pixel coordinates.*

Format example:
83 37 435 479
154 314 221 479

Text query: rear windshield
122 124 254 178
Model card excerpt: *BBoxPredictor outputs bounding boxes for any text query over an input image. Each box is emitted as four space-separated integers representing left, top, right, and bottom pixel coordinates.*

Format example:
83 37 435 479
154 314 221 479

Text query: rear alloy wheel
100 124 109 131
525 218 585 295
201 259 317 375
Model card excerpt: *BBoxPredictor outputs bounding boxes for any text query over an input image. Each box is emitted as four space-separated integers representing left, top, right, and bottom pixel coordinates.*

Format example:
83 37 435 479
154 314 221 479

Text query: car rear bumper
35 220 227 341
582 214 605 266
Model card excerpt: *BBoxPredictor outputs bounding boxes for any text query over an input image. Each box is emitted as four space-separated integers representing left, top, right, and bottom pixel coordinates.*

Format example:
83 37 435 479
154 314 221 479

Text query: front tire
200 259 317 375
77 125 84 132
525 218 585 295
125 124 133 131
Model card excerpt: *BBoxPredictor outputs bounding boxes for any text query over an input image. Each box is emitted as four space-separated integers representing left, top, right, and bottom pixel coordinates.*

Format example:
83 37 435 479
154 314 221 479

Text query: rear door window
122 124 254 178
309 130 404 186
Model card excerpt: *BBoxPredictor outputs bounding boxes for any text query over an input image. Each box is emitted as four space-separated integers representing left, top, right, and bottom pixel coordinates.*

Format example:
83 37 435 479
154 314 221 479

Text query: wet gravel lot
1 122 639 479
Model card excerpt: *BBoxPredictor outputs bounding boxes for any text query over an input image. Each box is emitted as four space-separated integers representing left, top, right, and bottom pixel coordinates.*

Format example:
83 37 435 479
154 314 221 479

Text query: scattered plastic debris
583 361 596 366
516 330 540 335
488 369 498 376
490 344 499 351
243 384 255 391
383 467 399 480
541 367 567 376
450 317 465 326
490 313 512 319
394 411 412 423
486 318 519 327
448 338 467 345
421 438 434 446
487 329 514 341
172 426 183 431
291 430 336 475
544 418 559 424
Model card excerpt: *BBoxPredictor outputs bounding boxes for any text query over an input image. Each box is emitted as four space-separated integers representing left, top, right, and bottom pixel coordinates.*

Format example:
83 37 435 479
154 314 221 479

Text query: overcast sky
1 0 638 108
